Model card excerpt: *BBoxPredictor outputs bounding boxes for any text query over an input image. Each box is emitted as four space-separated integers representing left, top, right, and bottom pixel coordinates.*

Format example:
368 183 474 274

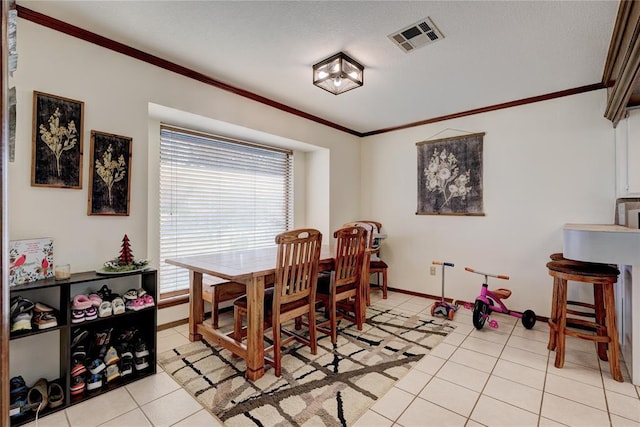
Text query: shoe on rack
26 378 48 412
86 374 102 391
123 289 138 301
142 294 155 308
104 346 120 366
117 327 139 343
71 357 87 377
11 312 33 333
97 285 120 302
134 339 150 358
98 301 113 318
34 302 54 313
105 364 120 383
88 359 106 375
72 345 87 359
71 329 89 349
88 293 102 307
9 391 28 418
71 309 85 324
125 298 145 311
10 296 34 319
33 311 58 330
71 294 93 311
117 343 133 359
120 356 134 377
47 382 64 409
134 356 149 371
84 306 98 321
10 376 29 397
69 375 86 396
112 297 125 315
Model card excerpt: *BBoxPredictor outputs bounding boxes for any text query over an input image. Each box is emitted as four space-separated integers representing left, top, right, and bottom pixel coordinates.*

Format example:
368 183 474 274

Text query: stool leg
603 282 623 382
382 268 388 299
548 276 559 351
593 283 608 361
554 278 567 369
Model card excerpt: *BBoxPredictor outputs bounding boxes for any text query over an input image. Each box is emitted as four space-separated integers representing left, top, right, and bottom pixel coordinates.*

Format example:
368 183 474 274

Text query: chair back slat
333 226 366 288
275 228 322 305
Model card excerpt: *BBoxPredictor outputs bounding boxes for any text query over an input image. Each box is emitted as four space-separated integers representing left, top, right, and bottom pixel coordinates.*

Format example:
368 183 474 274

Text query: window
159 126 293 297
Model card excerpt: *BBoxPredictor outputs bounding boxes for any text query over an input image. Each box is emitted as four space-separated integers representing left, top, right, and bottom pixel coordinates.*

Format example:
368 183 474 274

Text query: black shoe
134 339 149 358
10 296 34 320
71 329 89 348
120 356 134 377
134 356 149 371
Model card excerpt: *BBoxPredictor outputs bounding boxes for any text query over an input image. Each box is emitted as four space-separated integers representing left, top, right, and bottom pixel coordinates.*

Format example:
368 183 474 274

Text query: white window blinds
159 126 293 296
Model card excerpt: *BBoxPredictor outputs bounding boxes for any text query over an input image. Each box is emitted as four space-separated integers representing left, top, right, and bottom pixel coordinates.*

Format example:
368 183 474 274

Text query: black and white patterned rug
158 306 454 426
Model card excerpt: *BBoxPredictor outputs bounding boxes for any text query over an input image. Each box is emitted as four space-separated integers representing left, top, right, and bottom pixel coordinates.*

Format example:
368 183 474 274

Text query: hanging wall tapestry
417 132 485 216
31 91 84 188
88 130 132 216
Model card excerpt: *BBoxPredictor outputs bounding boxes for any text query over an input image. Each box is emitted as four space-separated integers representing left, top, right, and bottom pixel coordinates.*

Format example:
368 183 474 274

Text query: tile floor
28 291 640 426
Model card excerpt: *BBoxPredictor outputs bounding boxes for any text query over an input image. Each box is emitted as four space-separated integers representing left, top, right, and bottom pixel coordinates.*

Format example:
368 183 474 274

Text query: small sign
9 238 54 286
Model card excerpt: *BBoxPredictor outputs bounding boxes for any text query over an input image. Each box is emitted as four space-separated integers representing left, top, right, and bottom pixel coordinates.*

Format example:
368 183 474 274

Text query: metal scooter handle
432 261 454 267
464 267 509 280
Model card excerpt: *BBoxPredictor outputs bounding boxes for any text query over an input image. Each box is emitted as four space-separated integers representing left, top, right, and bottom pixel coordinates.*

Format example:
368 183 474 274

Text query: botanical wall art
416 132 485 216
31 91 84 188
88 130 132 216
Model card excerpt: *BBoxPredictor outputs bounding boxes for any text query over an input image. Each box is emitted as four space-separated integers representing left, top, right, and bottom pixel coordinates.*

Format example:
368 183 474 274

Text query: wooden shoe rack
8 269 157 426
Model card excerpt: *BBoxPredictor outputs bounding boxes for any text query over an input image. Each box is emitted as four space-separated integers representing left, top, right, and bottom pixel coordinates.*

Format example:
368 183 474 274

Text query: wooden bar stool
546 260 622 382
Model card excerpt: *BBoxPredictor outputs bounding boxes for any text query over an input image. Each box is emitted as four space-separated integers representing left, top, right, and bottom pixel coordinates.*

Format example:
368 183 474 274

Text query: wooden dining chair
343 221 374 305
316 226 367 344
357 220 388 300
233 228 322 376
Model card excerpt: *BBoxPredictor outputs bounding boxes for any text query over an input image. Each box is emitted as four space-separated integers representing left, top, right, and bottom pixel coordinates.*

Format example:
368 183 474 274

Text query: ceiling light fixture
312 52 364 95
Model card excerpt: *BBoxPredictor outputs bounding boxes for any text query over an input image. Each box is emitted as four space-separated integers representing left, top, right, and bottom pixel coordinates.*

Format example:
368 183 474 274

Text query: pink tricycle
466 267 536 330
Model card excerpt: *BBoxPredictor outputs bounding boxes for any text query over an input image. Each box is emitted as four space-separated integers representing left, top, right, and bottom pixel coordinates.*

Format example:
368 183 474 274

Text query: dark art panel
31 91 84 188
88 131 132 216
417 132 485 216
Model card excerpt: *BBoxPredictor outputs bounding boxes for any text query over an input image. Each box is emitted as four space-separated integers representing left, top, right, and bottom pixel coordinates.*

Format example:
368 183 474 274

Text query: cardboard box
9 238 54 286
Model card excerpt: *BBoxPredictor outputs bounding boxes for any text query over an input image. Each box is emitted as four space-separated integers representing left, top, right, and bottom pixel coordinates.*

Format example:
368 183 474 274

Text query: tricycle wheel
447 308 455 321
522 309 536 329
472 300 489 330
430 305 436 316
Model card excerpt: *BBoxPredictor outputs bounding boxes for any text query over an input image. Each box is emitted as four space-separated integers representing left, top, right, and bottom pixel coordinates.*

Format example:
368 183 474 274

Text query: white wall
10 20 360 276
360 90 616 317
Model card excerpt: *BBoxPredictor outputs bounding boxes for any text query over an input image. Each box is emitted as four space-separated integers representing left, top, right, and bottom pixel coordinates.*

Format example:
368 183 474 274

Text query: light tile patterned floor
29 292 640 426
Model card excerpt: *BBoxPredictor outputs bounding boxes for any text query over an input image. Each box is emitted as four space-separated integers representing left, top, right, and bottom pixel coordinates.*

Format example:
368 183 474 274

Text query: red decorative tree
118 234 134 265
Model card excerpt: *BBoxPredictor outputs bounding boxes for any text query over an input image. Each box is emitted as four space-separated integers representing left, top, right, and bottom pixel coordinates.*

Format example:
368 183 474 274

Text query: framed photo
416 132 485 216
88 130 132 216
31 91 84 188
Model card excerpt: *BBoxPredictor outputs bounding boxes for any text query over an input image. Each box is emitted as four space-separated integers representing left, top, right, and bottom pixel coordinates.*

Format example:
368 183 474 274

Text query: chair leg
381 268 388 299
273 317 282 377
331 295 337 344
593 283 608 361
309 309 317 355
212 288 220 329
554 278 567 369
603 283 623 382
233 307 244 342
548 276 559 351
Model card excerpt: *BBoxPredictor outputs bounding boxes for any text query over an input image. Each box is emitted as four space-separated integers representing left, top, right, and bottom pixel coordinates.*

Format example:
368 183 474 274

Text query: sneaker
98 301 112 318
120 356 134 377
104 346 120 366
69 375 85 396
71 309 85 324
134 356 149 371
105 364 120 383
71 345 87 359
88 359 106 375
33 311 57 330
117 327 138 343
94 328 112 347
34 302 54 313
10 296 34 319
84 306 98 321
70 358 87 377
125 297 145 311
96 284 113 301
117 343 133 359
86 374 102 391
9 391 28 417
9 376 28 397
11 312 32 333
111 297 125 315
123 289 138 301
134 339 150 358
142 294 155 308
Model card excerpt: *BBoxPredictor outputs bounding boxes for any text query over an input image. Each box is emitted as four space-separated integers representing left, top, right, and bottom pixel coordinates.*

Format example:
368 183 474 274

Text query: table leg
189 271 203 341
245 275 265 380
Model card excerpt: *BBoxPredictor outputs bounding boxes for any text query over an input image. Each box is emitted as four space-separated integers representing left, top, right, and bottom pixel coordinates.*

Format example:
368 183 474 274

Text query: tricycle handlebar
465 267 509 280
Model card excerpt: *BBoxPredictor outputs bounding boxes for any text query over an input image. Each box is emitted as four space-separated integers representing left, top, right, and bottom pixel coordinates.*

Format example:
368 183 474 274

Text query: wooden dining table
166 245 348 380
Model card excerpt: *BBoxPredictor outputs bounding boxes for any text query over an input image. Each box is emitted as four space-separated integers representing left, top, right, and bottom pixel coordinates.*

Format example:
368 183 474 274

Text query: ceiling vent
388 17 444 53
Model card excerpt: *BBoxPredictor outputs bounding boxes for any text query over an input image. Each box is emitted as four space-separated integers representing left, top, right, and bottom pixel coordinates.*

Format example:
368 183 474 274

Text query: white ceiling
18 1 619 134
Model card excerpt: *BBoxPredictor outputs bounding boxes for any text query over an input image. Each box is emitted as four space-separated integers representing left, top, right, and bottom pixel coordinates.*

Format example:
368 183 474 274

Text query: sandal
26 378 48 411
112 297 125 315
47 382 64 408
98 301 112 318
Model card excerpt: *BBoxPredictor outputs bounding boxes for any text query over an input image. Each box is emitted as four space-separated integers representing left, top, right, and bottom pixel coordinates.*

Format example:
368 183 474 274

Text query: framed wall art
88 130 132 216
31 91 84 188
416 132 485 216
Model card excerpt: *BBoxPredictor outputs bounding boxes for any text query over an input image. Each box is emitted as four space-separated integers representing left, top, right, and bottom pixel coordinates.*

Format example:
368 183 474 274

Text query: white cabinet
616 109 640 197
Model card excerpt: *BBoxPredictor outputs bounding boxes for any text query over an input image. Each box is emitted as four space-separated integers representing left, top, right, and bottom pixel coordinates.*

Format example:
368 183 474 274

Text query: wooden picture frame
416 132 485 216
88 130 132 216
31 91 84 188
